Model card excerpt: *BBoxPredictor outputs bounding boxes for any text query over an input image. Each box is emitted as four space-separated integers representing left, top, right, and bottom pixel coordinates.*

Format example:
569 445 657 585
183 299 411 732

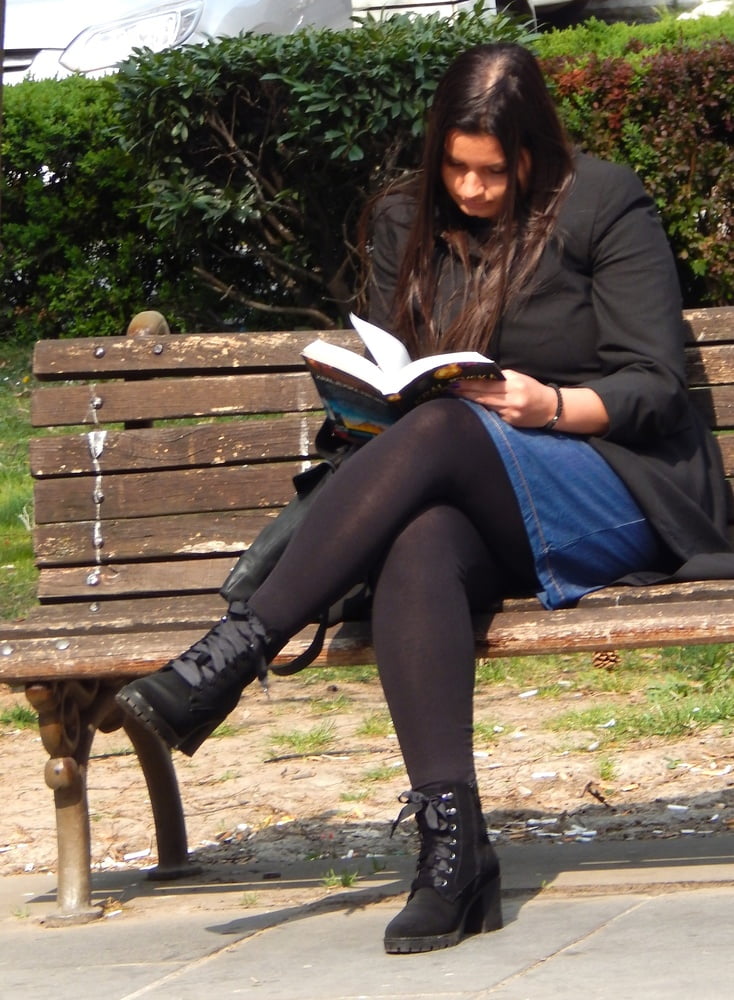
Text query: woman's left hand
452 369 558 428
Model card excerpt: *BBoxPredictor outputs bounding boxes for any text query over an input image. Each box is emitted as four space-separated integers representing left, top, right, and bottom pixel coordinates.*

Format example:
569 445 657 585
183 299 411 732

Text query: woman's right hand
453 370 610 436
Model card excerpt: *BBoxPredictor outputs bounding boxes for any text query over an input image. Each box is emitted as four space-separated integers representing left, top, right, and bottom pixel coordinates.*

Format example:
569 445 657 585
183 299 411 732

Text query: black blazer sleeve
572 159 690 445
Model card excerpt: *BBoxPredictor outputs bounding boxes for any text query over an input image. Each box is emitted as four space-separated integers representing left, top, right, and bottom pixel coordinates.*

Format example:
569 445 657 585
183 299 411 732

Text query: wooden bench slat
28 308 734 383
28 353 734 431
34 462 304 523
34 508 727 572
4 596 734 686
4 579 734 637
3 593 225 635
11 577 734 643
36 556 242 600
717 435 734 478
685 342 734 384
31 372 321 427
683 307 734 342
33 510 281 565
32 330 363 379
29 414 322 476
689 385 734 428
476 598 734 657
27 416 734 484
28 422 734 486
29 364 734 433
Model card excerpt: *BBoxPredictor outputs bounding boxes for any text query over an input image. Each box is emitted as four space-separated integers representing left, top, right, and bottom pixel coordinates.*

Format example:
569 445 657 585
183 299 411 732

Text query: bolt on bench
1 306 734 924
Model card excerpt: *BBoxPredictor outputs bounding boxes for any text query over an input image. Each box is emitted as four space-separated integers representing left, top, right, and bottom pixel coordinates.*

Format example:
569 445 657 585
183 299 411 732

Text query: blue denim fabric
462 401 662 609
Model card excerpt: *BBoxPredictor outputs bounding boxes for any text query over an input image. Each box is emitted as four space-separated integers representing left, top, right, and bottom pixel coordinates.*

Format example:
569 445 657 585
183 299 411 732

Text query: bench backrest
30 307 734 612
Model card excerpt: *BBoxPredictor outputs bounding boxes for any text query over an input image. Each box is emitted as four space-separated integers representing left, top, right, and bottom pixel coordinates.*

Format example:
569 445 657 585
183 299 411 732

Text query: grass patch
0 703 37 729
473 721 503 747
355 711 394 739
308 692 352 714
476 649 665 697
476 645 734 748
659 644 734 692
0 344 36 620
298 664 378 686
362 763 400 783
322 867 360 889
547 689 734 745
211 721 241 740
269 722 337 756
598 756 618 783
213 770 239 783
340 788 369 802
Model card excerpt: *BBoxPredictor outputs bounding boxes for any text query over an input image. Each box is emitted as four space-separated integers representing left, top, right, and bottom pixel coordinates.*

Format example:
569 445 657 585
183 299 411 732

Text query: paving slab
1 834 733 1000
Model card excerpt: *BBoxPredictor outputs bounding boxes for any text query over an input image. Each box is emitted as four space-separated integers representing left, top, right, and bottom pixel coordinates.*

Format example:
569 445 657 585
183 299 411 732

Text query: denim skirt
462 401 662 610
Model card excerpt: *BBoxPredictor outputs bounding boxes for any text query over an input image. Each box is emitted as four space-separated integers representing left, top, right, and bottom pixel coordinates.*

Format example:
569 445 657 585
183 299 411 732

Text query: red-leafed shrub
544 41 733 304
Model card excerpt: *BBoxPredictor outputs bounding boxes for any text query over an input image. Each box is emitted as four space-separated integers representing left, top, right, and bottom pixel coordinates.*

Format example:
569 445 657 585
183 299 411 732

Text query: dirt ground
2 665 734 885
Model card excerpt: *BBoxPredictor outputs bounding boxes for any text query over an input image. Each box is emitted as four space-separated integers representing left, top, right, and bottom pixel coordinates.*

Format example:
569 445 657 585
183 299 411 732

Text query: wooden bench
2 305 734 924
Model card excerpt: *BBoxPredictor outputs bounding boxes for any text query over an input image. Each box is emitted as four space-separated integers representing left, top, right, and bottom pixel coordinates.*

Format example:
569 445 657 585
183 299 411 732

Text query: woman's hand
452 370 611 436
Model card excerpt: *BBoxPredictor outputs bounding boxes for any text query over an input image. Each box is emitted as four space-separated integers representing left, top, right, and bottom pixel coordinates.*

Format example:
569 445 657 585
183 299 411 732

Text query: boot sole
115 687 220 757
384 876 503 954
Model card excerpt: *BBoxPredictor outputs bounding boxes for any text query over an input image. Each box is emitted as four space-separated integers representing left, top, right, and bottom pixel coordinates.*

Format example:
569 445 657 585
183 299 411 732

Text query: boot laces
391 789 458 888
173 601 269 687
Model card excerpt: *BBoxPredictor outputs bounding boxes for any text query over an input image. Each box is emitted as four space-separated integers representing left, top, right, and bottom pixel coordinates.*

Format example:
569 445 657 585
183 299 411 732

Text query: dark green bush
0 9 732 340
111 7 535 330
0 76 211 340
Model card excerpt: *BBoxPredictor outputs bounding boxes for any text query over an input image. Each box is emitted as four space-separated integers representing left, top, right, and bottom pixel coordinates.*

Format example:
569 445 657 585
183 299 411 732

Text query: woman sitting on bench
116 42 732 955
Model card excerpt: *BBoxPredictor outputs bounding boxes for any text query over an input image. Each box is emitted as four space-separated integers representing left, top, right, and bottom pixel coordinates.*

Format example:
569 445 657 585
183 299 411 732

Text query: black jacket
368 153 734 582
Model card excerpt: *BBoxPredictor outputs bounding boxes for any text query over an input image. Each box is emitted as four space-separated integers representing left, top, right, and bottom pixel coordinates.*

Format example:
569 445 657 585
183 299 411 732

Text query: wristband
543 383 563 431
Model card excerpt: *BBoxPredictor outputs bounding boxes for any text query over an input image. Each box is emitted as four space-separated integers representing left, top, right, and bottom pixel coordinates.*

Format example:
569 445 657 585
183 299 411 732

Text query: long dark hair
384 43 574 358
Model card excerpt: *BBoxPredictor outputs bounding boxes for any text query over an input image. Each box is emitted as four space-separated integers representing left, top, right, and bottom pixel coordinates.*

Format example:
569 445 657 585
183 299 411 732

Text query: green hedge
110 7 536 332
1 9 732 339
0 76 209 340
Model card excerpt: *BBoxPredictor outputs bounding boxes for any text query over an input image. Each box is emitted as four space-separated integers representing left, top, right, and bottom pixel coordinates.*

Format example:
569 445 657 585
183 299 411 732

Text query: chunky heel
465 874 503 935
176 720 223 757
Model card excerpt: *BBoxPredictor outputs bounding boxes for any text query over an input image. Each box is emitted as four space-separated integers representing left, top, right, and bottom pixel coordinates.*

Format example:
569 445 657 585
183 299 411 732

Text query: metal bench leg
122 715 201 880
24 679 199 924
25 681 110 925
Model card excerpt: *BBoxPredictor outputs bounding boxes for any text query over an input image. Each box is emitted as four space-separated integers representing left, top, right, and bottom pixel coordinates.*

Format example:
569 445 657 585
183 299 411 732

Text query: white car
1 0 492 82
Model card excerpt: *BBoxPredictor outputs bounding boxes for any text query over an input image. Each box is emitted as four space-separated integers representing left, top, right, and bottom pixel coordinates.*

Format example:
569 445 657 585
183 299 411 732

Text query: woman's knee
376 505 492 592
395 396 484 444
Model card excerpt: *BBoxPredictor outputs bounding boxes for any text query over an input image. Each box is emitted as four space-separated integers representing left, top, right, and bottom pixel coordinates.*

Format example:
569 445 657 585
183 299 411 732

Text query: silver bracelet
543 383 563 431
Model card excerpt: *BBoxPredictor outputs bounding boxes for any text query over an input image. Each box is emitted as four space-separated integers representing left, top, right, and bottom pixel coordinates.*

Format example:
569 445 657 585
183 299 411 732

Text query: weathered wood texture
3 583 734 684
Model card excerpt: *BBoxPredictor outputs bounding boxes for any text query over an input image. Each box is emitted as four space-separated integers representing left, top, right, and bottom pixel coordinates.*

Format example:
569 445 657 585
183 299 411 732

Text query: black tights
249 399 537 788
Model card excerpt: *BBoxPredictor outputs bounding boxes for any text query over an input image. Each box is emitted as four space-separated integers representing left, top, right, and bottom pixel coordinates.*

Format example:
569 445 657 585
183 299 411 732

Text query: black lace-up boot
115 601 272 756
384 781 502 954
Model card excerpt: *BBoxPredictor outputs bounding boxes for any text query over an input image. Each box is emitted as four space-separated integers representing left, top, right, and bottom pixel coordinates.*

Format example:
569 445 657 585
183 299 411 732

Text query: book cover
302 315 503 442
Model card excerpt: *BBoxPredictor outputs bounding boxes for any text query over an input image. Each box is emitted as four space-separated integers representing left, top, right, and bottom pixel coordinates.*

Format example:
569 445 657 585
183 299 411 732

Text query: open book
302 314 504 441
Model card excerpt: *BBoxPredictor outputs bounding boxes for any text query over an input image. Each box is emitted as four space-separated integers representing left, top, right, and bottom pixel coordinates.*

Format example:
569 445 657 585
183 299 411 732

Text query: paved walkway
2 834 734 999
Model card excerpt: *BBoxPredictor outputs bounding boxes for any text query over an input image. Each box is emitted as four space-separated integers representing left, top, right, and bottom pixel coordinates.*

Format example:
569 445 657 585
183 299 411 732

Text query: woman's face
441 130 529 221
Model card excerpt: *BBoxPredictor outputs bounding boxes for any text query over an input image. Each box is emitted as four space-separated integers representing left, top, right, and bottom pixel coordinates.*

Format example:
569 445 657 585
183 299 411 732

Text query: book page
349 314 412 373
301 339 389 393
